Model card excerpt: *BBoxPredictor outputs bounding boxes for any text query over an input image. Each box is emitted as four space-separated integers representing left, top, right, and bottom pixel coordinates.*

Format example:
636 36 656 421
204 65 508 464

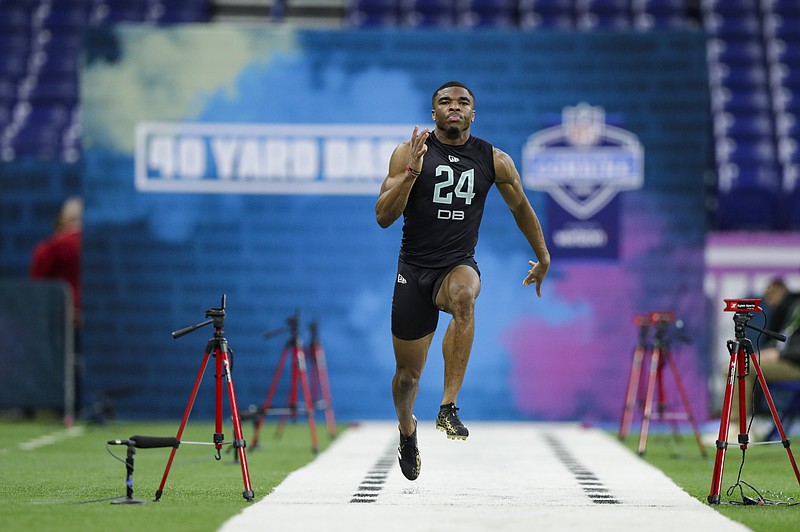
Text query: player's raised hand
408 126 429 173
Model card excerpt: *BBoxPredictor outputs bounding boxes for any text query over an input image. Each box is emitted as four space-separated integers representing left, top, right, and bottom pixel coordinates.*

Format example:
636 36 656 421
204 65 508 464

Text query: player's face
432 87 475 137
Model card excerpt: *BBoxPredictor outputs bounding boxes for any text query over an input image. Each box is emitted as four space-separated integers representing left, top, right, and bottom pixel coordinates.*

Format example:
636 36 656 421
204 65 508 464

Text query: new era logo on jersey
448 155 459 163
397 274 407 284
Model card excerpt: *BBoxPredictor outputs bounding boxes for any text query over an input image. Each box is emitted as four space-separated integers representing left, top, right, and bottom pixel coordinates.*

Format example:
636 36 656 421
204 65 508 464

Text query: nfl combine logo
521 103 644 220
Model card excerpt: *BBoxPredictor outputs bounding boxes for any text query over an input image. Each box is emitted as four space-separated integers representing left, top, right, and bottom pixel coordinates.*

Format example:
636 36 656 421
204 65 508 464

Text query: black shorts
391 257 480 341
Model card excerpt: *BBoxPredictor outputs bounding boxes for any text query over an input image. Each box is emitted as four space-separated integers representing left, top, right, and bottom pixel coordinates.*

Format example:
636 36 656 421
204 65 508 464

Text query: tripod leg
218 343 255 501
155 349 212 502
638 345 661 456
275 346 300 439
708 343 740 504
655 358 676 438
252 343 290 449
619 342 646 440
750 356 800 484
664 348 708 458
214 347 225 457
734 348 749 448
313 341 337 438
295 343 319 453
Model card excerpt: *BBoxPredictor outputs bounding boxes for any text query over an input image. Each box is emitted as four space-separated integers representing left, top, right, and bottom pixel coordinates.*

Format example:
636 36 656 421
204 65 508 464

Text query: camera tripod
308 320 337 438
618 314 649 441
250 310 321 453
620 311 706 458
154 295 254 502
708 299 800 504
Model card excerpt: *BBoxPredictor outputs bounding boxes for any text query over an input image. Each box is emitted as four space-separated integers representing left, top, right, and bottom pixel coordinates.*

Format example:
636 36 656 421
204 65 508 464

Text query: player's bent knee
447 284 477 315
394 371 419 392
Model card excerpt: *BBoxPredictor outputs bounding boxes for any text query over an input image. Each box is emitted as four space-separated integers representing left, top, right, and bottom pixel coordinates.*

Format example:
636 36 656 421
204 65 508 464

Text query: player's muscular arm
494 148 551 293
375 126 429 228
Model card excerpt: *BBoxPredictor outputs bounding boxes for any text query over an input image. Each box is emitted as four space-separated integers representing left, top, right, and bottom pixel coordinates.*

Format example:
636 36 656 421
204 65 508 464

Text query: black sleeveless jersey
399 133 496 268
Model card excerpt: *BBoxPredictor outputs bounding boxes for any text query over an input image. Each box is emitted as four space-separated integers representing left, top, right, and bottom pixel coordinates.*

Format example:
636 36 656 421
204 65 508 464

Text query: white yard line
16 425 85 451
220 422 750 532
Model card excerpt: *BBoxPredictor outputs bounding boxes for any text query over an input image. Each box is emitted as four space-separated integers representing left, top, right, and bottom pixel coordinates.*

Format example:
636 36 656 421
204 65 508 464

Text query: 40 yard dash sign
134 122 411 195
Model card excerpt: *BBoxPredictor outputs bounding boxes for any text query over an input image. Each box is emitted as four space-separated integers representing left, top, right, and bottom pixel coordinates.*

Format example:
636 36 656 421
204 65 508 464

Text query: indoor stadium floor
220 422 748 531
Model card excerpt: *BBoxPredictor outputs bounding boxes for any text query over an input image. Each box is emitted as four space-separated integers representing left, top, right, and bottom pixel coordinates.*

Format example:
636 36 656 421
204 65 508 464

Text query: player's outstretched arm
493 148 550 297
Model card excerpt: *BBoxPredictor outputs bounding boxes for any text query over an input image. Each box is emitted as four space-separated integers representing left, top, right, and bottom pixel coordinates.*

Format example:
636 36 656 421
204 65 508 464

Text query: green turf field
621 431 800 532
2 418 798 531
0 418 340 532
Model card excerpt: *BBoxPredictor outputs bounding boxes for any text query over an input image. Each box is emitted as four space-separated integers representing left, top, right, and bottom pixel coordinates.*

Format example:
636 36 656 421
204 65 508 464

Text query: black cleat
398 416 421 481
436 402 469 440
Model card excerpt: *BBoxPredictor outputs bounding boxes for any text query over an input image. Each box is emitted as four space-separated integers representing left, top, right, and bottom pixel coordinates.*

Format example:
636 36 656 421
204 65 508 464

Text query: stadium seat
101 8 148 24
764 13 800 39
400 0 456 27
43 7 89 31
37 46 81 76
710 63 768 92
724 139 779 167
772 86 800 114
633 13 688 30
704 13 762 39
577 12 630 30
24 104 72 129
702 0 757 17
27 77 79 104
708 38 764 66
577 0 630 18
156 6 211 24
631 0 685 13
455 0 517 28
523 0 572 11
43 31 83 54
0 5 30 29
769 40 800 67
775 111 800 136
771 63 800 91
715 111 774 141
0 33 30 58
346 0 399 26
519 12 573 28
0 106 11 131
763 0 800 18
518 0 574 29
716 87 771 114
8 122 65 159
0 54 26 81
0 78 14 100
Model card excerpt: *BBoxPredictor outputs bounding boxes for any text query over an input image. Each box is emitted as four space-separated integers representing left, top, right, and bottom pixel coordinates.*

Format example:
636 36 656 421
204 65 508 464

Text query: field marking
220 422 750 532
16 425 85 451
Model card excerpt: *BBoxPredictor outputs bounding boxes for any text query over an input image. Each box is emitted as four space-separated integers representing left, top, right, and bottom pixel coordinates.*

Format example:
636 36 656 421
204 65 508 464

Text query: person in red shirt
30 196 82 323
30 197 83 421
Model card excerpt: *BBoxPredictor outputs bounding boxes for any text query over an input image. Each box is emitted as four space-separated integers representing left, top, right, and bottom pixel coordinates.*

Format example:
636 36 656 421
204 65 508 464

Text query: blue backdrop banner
81 26 709 423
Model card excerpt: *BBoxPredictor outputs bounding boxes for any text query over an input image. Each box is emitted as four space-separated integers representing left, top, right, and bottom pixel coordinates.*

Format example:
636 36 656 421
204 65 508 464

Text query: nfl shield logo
564 103 604 147
521 103 644 220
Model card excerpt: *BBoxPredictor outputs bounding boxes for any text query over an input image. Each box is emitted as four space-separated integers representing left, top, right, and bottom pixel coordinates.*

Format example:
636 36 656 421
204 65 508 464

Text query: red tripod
308 320 337 439
154 295 254 502
624 311 706 458
251 311 320 453
618 314 650 441
708 299 800 504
